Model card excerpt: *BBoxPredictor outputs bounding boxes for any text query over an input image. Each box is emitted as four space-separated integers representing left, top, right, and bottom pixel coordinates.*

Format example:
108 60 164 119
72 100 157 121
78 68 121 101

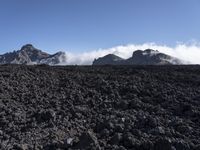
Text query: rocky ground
0 65 200 150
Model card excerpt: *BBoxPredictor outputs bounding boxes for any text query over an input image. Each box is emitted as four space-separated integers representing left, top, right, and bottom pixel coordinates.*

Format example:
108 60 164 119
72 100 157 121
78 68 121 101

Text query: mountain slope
93 54 124 65
126 49 183 65
93 49 183 65
0 44 66 65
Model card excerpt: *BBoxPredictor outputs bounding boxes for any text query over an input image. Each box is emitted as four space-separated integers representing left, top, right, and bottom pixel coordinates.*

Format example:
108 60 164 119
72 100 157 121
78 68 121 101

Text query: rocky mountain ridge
93 49 184 65
0 44 66 65
0 45 185 65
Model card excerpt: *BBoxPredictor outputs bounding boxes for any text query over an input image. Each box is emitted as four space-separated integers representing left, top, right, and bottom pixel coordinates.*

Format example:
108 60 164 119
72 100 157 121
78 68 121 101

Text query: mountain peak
93 54 124 65
93 49 184 65
103 54 121 59
0 44 67 65
132 49 159 57
21 44 35 51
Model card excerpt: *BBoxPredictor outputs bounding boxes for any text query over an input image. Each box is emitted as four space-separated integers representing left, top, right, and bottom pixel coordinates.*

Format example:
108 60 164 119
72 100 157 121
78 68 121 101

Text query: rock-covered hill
0 44 66 65
93 49 183 65
0 65 199 149
93 54 124 65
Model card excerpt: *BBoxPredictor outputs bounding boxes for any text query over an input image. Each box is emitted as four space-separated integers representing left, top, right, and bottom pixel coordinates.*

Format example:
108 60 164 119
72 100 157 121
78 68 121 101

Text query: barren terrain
0 65 200 150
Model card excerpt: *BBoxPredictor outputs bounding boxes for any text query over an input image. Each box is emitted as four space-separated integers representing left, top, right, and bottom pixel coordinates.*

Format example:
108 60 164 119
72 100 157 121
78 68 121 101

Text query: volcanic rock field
0 65 200 150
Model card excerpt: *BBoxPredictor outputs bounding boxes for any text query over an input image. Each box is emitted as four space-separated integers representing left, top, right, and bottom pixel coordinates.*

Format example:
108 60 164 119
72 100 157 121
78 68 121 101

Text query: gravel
0 64 199 150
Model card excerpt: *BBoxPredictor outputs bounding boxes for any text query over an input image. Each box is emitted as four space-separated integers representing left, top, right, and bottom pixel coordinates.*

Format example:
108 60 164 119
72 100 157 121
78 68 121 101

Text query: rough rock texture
0 65 199 149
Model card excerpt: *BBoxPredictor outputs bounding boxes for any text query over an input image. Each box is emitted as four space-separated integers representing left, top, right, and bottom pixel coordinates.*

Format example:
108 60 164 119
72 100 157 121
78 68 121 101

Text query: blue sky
0 0 199 53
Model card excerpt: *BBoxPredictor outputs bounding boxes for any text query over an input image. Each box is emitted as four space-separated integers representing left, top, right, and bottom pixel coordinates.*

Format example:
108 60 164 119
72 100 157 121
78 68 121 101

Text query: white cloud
61 42 200 65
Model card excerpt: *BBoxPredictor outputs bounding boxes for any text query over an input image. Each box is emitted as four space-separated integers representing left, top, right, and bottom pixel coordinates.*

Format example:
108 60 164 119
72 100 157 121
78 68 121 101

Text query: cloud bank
62 43 200 65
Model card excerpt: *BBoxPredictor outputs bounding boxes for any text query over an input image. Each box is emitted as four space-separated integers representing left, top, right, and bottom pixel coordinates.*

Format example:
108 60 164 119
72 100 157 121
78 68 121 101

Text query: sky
0 0 200 64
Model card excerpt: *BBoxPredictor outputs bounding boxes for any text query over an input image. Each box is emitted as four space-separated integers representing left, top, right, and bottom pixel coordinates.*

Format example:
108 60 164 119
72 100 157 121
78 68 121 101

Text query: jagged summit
132 49 159 57
21 44 35 50
93 49 184 65
0 44 66 65
0 46 185 65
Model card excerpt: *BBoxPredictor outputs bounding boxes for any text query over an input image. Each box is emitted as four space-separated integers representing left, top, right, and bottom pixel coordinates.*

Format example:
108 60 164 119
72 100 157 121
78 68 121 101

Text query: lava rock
75 131 101 150
0 65 199 149
154 138 174 150
109 133 122 145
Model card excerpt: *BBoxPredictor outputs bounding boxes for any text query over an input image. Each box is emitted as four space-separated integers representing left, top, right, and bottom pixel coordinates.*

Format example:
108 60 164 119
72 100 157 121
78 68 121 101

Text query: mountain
126 49 183 65
93 54 124 65
0 45 185 65
0 44 67 65
93 49 183 65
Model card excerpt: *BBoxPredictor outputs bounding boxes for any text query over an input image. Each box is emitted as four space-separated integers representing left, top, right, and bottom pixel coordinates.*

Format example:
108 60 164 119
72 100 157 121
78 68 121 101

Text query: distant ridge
0 45 185 65
93 49 183 65
0 44 66 65
93 54 124 65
